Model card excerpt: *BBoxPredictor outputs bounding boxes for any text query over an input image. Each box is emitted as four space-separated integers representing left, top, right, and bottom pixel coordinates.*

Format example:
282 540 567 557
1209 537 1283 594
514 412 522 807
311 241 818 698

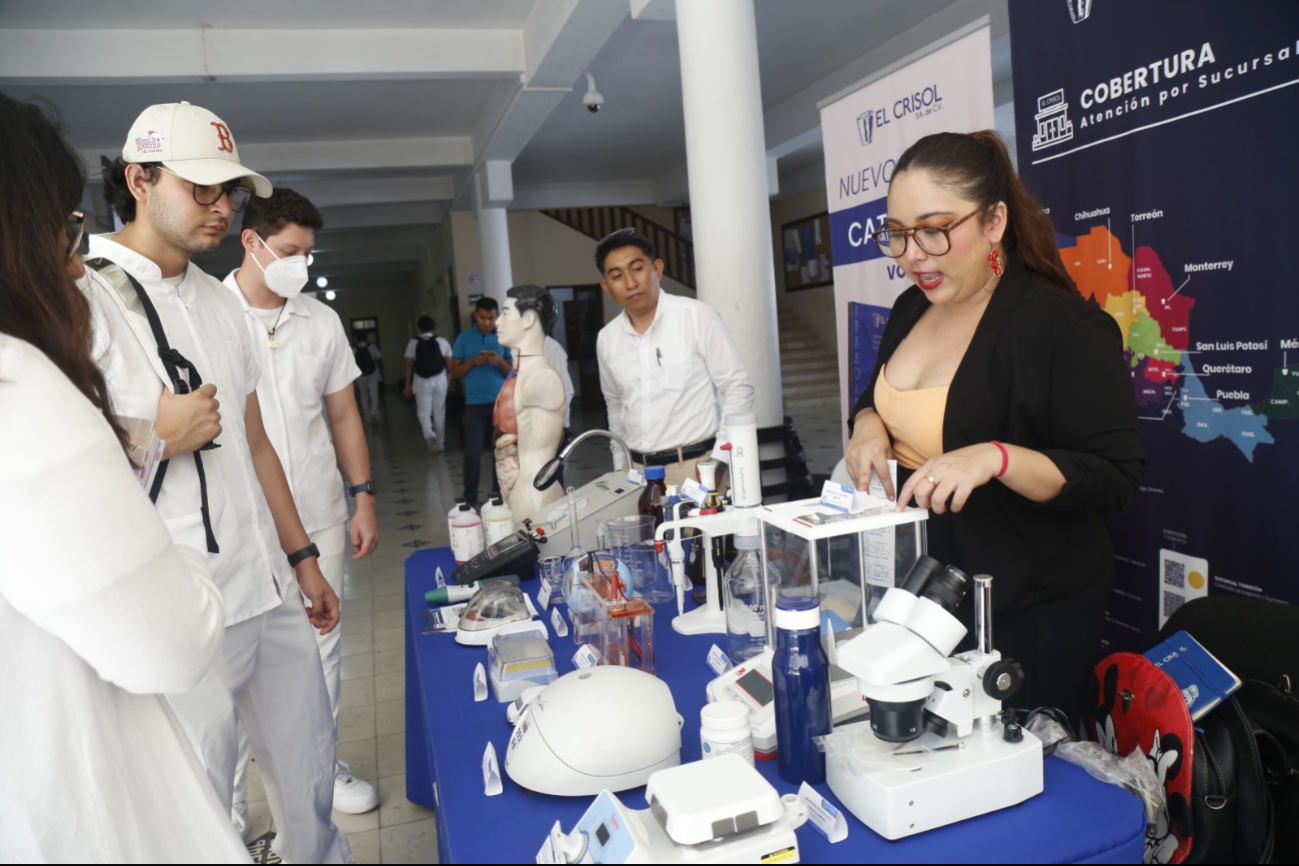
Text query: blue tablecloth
405 547 1145 864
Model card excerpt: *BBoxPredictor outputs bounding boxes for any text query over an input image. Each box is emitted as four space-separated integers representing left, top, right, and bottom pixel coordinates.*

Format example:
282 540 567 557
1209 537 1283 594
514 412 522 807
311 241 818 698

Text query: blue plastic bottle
773 596 831 784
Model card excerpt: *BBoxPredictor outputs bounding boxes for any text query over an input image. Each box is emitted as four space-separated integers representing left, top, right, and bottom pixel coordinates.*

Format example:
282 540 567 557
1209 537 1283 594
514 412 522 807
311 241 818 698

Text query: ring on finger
926 475 938 485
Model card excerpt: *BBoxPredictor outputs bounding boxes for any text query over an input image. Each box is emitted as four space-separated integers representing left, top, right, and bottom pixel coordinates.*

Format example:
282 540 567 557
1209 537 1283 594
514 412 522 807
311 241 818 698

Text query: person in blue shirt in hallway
449 297 512 505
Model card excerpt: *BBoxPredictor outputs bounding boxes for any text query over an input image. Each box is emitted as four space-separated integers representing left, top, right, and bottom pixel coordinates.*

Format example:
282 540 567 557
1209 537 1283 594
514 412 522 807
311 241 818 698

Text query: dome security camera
583 72 604 114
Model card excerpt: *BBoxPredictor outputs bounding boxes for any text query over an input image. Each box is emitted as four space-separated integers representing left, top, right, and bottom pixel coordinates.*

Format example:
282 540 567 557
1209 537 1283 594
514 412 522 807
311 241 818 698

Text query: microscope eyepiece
900 555 945 596
922 565 972 614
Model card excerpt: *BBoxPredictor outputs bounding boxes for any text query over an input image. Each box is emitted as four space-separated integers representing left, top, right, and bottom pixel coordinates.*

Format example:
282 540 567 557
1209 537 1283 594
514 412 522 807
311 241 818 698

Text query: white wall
319 288 418 385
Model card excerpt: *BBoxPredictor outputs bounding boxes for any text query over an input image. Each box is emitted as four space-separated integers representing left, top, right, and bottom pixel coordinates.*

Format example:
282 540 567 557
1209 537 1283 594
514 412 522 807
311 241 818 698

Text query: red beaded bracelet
991 440 1009 478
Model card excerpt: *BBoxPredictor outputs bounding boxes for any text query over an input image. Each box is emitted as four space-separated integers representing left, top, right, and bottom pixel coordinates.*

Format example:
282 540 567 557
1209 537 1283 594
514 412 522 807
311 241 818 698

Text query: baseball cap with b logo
123 101 271 197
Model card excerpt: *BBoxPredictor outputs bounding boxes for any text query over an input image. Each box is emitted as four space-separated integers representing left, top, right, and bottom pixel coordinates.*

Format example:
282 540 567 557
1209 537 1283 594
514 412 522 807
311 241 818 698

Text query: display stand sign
1008 0 1299 646
819 23 996 443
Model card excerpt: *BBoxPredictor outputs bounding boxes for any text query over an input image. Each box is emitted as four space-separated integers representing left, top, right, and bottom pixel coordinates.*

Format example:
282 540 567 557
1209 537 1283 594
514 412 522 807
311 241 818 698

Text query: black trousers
461 404 498 504
955 574 1112 732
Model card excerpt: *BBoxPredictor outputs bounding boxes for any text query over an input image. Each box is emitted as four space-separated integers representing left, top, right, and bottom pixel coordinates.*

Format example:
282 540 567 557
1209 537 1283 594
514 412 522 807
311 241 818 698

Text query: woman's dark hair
894 131 1072 292
101 155 160 224
0 93 130 456
241 186 324 237
506 284 558 337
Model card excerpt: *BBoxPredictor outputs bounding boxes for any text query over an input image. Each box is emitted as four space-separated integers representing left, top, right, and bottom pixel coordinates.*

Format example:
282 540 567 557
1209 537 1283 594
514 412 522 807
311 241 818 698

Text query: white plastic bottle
700 700 755 765
481 496 516 546
450 503 485 564
446 497 466 542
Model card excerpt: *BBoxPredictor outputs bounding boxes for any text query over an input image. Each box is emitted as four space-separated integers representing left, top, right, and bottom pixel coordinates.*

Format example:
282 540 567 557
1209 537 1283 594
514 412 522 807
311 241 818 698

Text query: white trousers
357 373 381 421
234 524 347 801
413 373 448 446
168 582 350 864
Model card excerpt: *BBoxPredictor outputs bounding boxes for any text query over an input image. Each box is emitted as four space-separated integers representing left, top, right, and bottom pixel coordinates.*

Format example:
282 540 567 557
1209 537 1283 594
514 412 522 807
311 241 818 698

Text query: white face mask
252 234 309 299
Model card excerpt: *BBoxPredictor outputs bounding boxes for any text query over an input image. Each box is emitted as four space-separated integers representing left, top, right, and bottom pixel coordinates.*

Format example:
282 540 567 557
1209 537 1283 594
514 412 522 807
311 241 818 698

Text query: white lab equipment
698 701 754 765
454 581 538 646
532 430 643 551
824 563 1043 839
504 666 682 796
551 755 808 863
705 647 869 761
652 413 763 635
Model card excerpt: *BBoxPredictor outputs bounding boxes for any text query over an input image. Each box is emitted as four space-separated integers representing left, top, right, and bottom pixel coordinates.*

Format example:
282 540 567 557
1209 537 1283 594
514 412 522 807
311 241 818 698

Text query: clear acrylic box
756 495 928 648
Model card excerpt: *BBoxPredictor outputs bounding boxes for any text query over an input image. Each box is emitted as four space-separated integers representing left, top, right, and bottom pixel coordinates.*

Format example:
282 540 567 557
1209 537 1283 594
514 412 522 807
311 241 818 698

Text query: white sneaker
231 798 249 840
333 761 380 814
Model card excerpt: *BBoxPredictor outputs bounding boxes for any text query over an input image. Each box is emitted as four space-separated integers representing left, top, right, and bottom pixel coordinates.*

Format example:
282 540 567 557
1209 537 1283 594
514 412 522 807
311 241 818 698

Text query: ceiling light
316 277 328 288
326 290 337 301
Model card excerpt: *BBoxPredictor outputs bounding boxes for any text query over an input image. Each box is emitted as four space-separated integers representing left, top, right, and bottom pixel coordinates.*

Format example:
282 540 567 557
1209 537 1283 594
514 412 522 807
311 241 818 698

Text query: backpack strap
85 257 220 554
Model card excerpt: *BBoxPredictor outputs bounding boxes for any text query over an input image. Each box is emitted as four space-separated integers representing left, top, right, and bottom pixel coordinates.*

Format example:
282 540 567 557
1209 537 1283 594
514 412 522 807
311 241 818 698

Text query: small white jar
700 700 755 765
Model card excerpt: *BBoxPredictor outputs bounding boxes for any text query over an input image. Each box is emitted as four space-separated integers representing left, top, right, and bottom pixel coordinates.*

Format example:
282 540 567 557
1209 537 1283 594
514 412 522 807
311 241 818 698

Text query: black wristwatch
287 543 321 569
349 481 377 497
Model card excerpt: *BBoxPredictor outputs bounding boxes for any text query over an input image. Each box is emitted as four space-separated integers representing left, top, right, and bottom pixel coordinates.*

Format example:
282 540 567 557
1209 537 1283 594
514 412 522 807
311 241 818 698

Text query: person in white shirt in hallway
223 187 382 823
354 337 383 424
84 102 350 863
595 228 755 489
0 91 249 864
403 315 453 452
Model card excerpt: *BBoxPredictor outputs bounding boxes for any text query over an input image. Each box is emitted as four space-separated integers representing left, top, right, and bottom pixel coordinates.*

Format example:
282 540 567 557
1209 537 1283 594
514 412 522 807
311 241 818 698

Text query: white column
478 206 513 305
474 160 515 304
675 0 783 428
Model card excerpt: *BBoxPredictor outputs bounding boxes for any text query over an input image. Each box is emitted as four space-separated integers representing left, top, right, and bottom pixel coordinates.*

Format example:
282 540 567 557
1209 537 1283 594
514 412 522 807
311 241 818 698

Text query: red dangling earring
988 248 1004 276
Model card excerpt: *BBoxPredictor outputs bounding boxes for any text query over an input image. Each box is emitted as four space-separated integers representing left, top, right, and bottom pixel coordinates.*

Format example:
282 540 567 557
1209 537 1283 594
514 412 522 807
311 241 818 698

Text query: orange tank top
872 364 948 471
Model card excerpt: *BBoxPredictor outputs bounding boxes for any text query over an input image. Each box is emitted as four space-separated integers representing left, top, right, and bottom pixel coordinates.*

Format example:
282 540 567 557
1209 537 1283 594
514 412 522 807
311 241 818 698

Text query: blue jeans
462 403 497 504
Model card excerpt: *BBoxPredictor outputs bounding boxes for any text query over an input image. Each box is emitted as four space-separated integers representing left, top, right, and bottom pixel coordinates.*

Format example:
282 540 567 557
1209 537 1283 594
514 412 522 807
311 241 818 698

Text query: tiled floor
239 389 846 863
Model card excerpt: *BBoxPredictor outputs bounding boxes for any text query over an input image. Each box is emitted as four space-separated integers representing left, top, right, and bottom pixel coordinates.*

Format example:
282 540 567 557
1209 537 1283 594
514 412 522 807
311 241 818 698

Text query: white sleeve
696 304 755 459
404 338 419 360
0 344 225 695
597 330 627 471
324 312 361 394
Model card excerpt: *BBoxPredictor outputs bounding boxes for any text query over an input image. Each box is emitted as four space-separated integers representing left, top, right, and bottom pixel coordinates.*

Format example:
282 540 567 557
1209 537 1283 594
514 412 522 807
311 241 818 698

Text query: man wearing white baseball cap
81 102 350 863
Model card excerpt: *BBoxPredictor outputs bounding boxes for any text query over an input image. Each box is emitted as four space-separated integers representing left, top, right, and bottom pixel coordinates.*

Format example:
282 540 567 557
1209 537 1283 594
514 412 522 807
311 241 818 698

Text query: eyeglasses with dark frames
158 165 254 212
66 210 86 260
871 208 982 258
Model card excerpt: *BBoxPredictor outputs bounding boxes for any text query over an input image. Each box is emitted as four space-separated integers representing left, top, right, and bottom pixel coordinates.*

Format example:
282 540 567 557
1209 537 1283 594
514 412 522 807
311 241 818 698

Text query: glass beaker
607 514 672 604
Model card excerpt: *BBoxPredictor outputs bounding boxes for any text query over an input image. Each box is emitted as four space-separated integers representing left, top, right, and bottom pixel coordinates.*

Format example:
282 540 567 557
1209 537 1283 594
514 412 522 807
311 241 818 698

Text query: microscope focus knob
983 659 1025 701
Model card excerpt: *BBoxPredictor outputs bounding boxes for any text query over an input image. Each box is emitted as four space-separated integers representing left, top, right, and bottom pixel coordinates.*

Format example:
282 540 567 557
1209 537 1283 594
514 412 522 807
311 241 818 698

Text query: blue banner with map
1009 0 1299 649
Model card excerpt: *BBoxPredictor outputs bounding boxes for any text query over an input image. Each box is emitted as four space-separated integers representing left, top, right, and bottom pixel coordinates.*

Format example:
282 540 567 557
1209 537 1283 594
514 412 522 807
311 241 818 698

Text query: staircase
777 303 841 414
540 206 696 289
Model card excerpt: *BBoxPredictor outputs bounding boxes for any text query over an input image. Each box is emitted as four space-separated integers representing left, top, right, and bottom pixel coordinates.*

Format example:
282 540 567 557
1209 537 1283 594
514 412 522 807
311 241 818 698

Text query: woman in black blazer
845 131 1144 725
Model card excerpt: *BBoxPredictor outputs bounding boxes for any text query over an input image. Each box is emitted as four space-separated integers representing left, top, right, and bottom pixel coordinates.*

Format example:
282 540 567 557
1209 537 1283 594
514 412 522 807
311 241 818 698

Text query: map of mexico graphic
1010 0 1299 644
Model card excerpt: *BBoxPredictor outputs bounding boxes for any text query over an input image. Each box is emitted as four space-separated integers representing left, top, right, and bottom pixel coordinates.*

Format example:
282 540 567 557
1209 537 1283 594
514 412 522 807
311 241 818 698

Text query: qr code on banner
1163 591 1187 617
1163 558 1186 588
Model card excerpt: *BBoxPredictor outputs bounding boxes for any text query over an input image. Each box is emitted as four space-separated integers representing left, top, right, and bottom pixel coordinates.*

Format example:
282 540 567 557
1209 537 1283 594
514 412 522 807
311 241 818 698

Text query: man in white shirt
83 102 349 863
223 188 381 821
402 316 453 452
355 338 383 424
595 229 755 489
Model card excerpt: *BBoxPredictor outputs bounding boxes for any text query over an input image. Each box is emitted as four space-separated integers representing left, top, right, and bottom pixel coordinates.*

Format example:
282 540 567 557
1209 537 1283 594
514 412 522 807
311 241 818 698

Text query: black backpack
354 344 376 376
414 336 446 378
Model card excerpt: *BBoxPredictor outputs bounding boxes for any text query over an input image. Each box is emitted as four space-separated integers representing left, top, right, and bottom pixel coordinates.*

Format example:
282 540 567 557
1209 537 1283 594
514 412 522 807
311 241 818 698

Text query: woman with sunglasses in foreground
844 131 1145 727
0 93 249 861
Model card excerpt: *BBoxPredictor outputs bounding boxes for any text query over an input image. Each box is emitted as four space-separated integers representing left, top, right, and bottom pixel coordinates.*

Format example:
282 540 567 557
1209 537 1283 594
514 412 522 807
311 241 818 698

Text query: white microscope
827 556 1044 839
651 413 764 635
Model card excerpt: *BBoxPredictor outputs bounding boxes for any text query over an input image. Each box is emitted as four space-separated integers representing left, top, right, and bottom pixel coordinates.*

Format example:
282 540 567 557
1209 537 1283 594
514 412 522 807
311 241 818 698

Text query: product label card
537 579 551 612
481 741 502 796
707 644 732 676
819 480 879 514
421 603 467 635
681 478 709 505
573 644 600 668
473 662 487 702
551 607 569 637
535 820 566 865
627 469 645 486
435 566 446 589
798 781 848 843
